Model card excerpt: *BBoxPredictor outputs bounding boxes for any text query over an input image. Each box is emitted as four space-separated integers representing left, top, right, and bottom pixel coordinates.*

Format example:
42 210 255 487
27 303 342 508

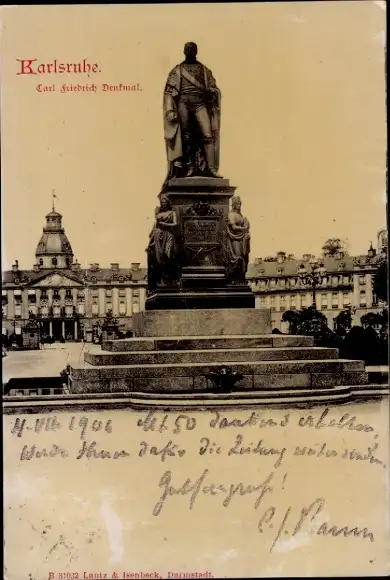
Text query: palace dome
35 207 74 268
35 232 73 255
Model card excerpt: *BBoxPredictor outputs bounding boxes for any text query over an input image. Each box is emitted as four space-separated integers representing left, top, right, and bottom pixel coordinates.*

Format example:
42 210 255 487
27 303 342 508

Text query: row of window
258 291 371 311
91 303 137 316
91 295 140 316
8 287 143 295
91 289 140 297
10 288 81 298
37 257 71 267
259 292 353 309
7 288 142 300
7 304 83 318
253 274 356 291
4 300 143 317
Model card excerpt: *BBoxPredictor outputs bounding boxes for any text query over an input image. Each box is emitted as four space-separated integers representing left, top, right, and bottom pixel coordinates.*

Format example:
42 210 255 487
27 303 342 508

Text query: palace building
247 230 387 332
2 206 147 341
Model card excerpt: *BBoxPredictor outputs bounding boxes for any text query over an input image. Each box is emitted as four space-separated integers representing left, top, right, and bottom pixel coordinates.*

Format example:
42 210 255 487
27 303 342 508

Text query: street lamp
35 312 44 348
298 257 327 308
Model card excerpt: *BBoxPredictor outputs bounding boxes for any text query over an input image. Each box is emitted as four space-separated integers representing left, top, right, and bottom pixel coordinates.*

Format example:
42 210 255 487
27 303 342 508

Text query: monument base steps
65 309 380 407
5 383 386 414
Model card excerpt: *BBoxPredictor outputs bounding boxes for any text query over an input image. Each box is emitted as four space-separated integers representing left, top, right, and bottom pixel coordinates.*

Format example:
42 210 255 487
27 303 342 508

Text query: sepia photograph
1 2 388 578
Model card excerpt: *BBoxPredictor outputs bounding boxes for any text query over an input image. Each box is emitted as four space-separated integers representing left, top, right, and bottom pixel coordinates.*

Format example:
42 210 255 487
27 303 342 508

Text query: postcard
2 2 388 578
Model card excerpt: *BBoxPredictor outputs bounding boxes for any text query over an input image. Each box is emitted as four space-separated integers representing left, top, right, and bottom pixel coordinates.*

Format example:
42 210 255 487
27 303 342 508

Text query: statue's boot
204 142 223 178
185 165 195 177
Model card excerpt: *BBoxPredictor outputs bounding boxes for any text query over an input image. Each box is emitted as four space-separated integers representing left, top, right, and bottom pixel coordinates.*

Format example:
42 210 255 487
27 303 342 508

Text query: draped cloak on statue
147 208 180 288
162 62 221 189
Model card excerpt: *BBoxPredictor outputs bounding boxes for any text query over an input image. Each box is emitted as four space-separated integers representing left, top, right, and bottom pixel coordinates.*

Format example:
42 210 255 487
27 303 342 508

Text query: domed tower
35 205 74 269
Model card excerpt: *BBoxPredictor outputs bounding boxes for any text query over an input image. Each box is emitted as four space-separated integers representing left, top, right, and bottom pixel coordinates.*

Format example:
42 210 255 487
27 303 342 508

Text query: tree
282 306 335 345
297 305 328 326
360 312 381 328
341 326 371 363
322 238 347 257
373 258 388 303
334 308 353 336
281 310 301 334
295 307 335 345
361 308 388 334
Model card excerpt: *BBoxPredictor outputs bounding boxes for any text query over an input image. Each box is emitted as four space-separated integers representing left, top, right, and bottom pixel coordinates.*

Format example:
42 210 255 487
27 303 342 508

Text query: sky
0 1 387 270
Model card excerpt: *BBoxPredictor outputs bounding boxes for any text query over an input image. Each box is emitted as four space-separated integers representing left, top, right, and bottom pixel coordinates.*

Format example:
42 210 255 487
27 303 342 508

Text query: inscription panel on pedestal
183 218 219 243
182 216 224 267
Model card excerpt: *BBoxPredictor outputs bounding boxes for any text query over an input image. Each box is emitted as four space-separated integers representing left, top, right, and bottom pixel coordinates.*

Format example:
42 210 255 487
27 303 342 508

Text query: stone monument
67 43 379 407
146 41 255 310
21 313 40 350
101 311 121 342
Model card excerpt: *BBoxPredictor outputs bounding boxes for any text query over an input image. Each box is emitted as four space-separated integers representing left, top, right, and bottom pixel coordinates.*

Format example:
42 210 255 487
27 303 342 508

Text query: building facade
2 205 386 340
2 207 147 341
247 231 387 332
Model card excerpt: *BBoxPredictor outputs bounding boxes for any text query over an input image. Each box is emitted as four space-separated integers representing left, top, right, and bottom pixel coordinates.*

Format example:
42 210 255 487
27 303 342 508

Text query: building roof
2 266 148 286
247 253 379 279
36 232 73 256
81 266 147 283
36 206 73 258
3 205 148 287
45 210 62 219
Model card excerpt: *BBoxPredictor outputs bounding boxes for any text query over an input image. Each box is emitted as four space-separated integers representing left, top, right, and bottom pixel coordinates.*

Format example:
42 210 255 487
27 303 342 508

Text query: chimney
33 263 40 272
131 262 140 271
254 257 263 265
367 243 376 259
71 259 81 271
110 263 119 271
302 254 311 262
89 263 100 272
12 260 19 272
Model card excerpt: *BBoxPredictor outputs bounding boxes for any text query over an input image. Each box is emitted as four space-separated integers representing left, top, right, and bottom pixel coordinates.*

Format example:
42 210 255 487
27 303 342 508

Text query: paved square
2 343 100 383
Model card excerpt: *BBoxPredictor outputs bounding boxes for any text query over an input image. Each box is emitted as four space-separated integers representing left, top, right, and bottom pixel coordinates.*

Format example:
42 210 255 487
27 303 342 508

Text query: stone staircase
68 333 372 401
66 309 387 408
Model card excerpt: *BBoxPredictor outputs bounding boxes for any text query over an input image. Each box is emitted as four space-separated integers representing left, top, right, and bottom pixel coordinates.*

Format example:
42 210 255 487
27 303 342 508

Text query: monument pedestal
67 177 377 406
145 177 255 310
67 306 379 407
132 308 271 337
145 286 255 310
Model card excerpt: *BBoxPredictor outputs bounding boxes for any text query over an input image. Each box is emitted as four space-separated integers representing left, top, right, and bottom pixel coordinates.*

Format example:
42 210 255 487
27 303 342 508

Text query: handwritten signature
152 469 375 551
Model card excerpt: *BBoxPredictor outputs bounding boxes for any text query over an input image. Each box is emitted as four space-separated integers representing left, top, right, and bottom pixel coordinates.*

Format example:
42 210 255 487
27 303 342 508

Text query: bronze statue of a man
163 42 222 182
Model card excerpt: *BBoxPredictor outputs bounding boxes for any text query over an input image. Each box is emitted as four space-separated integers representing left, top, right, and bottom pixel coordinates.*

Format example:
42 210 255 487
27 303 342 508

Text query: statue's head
160 194 171 210
231 196 242 211
184 42 198 60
